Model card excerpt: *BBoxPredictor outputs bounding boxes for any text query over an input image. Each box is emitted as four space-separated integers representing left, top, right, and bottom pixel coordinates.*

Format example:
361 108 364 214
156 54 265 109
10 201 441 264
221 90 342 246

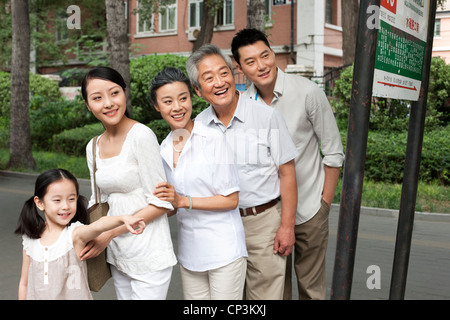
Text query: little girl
14 168 145 300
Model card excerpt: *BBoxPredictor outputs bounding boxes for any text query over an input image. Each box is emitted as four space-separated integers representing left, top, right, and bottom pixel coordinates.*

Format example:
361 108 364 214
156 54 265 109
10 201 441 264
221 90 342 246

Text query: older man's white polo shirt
195 92 298 209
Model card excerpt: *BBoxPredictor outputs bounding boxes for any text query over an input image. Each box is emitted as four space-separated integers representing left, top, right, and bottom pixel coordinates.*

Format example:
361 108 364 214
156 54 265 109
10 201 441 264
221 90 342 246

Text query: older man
186 44 298 300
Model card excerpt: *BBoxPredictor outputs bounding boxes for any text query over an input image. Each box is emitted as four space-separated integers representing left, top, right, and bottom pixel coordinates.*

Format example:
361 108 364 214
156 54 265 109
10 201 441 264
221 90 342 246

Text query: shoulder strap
92 136 100 205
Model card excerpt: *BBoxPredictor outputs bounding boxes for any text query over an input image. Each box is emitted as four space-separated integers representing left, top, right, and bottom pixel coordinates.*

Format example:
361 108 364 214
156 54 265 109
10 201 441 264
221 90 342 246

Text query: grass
0 149 89 179
334 179 450 214
1 148 449 213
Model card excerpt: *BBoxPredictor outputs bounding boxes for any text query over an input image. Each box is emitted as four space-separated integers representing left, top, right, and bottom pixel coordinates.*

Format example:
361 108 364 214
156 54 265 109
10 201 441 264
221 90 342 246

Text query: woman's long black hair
14 169 89 239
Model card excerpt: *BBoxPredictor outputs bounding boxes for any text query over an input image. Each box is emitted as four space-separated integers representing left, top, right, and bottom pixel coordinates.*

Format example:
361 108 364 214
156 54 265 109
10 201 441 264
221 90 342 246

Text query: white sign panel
372 0 430 101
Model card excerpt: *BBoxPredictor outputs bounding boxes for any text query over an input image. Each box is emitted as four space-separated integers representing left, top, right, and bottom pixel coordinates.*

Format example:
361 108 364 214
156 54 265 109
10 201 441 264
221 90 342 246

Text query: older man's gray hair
186 43 233 89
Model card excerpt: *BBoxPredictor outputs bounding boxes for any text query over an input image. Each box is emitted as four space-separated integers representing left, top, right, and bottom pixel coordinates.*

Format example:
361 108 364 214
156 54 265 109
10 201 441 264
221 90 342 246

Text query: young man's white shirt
243 68 344 224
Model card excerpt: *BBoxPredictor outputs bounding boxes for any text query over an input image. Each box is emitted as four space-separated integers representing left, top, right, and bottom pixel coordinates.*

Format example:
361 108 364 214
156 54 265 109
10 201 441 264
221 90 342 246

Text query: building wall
433 8 450 63
128 0 342 75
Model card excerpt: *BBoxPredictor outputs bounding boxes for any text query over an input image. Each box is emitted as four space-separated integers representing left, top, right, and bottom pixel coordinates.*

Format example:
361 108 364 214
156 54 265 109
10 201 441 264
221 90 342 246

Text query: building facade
433 0 450 62
127 0 343 77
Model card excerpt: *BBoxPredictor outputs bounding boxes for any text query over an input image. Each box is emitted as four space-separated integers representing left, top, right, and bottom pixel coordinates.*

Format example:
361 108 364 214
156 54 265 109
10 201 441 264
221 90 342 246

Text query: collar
160 121 206 169
247 67 284 102
200 90 245 127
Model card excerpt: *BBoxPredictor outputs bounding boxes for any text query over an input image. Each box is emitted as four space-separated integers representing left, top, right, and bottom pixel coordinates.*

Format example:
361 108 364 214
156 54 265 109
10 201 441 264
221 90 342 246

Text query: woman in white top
151 68 247 300
80 66 177 300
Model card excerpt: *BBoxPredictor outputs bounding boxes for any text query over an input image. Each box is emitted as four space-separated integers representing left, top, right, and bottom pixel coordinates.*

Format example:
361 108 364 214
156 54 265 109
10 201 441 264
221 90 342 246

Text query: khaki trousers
180 257 247 300
284 198 330 300
242 201 286 300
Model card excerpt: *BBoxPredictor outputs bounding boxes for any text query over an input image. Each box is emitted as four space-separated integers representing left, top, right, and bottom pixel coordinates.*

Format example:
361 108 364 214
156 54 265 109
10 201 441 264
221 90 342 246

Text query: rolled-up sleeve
133 125 174 211
307 87 344 168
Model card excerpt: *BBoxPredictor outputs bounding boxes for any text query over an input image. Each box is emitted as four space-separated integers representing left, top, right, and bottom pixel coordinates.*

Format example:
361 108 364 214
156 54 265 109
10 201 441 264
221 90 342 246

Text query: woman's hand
79 232 112 261
153 182 187 209
122 216 146 235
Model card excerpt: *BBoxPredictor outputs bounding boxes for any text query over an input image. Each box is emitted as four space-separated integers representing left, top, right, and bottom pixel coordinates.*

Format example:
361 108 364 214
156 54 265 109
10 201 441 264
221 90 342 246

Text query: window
265 0 271 20
188 0 234 29
159 0 177 32
434 19 441 37
325 0 338 26
216 0 233 27
136 1 153 33
189 0 203 28
55 17 68 42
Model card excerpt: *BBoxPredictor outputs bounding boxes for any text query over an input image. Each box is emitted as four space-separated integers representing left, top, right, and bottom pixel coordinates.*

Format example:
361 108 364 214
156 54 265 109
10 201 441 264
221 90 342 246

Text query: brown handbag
86 136 112 292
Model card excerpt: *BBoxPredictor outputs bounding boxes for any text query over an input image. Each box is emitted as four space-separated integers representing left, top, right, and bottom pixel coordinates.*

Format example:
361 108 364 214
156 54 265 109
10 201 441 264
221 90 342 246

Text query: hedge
52 119 172 156
340 126 449 185
53 121 449 186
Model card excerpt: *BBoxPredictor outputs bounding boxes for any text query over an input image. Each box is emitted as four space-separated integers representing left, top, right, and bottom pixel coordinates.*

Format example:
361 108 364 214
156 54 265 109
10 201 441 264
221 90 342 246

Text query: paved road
1 171 449 300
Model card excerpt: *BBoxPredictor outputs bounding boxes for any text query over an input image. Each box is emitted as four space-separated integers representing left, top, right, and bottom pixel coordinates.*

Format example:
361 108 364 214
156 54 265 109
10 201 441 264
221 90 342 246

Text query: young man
186 44 298 299
231 28 345 299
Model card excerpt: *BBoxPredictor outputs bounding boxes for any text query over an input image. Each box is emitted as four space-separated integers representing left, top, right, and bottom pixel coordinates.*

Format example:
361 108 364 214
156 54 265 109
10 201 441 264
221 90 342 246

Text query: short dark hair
231 28 271 65
150 67 193 105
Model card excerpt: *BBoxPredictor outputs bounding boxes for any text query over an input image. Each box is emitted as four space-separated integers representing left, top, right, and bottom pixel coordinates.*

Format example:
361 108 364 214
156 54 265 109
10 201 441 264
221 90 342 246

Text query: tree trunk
105 0 131 116
192 0 216 52
9 0 35 169
341 0 359 65
246 0 266 32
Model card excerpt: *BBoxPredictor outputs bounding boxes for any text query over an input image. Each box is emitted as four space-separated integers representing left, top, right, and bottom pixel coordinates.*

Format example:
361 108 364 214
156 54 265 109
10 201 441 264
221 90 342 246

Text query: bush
52 122 104 156
148 119 171 144
332 57 450 131
340 126 450 185
0 71 61 118
30 95 97 151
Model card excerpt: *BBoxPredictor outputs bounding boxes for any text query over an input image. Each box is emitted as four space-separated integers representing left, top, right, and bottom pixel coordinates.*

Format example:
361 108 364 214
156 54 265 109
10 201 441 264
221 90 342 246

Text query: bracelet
186 195 192 211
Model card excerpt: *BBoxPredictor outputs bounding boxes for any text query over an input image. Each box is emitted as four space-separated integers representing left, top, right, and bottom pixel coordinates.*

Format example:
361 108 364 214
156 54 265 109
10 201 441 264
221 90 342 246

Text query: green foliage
148 119 171 144
52 122 105 157
29 95 97 151
65 35 109 67
332 57 450 131
0 148 89 179
0 117 9 149
0 0 107 70
130 54 209 124
333 178 450 213
427 56 450 125
339 126 450 185
30 73 61 99
0 71 61 118
0 72 10 118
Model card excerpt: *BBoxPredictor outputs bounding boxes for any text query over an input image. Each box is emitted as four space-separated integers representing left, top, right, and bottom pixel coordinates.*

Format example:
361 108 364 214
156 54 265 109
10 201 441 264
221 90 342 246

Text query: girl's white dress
22 222 92 300
86 123 177 275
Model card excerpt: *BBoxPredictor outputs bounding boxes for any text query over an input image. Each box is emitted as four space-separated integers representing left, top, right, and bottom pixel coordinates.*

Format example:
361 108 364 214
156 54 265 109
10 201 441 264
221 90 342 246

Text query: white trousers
179 257 247 300
110 265 172 300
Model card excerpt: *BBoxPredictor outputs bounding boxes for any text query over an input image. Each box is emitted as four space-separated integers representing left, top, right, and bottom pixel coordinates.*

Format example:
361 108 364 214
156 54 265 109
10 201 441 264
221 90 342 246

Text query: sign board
273 0 291 6
372 0 429 101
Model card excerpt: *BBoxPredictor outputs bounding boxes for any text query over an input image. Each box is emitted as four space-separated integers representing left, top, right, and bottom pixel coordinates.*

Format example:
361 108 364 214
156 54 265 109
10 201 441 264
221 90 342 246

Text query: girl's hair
81 66 130 118
150 67 193 105
14 169 89 239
